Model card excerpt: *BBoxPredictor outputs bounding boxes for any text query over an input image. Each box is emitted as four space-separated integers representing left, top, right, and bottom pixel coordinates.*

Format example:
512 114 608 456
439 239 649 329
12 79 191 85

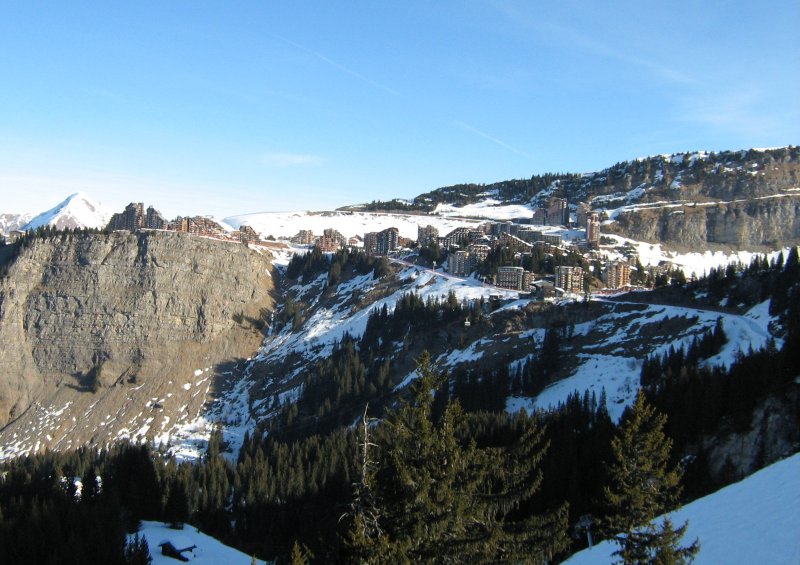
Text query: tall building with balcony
108 202 144 231
417 224 439 247
145 206 166 229
323 228 346 247
603 261 631 289
531 208 547 226
468 244 491 272
363 232 378 254
586 212 601 248
291 230 316 245
448 250 470 276
238 224 259 243
496 266 525 290
576 202 591 228
555 265 584 294
375 227 399 254
547 198 568 226
438 227 470 250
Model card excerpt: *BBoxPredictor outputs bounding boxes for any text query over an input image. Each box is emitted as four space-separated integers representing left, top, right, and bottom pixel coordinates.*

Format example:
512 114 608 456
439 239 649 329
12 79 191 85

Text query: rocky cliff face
697 386 800 483
607 195 800 249
562 148 800 249
0 231 275 458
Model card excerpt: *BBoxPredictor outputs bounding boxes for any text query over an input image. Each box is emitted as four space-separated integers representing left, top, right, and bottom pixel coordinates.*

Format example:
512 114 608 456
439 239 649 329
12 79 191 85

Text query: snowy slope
23 192 113 231
156 264 522 460
223 209 482 240
563 452 800 564
260 265 518 366
600 233 791 279
507 299 780 422
434 199 536 220
136 521 268 564
162 262 782 460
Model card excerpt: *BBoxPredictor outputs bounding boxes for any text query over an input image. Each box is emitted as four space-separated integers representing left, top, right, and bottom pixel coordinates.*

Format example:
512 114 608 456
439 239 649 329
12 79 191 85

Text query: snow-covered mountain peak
23 192 113 231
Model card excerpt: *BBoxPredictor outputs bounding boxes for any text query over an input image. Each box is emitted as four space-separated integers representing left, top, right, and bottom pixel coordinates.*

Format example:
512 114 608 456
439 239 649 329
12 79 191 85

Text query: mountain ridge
348 146 800 249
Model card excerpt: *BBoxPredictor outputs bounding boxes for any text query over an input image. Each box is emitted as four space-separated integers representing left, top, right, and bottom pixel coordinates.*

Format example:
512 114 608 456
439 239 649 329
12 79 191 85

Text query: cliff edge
0 231 275 457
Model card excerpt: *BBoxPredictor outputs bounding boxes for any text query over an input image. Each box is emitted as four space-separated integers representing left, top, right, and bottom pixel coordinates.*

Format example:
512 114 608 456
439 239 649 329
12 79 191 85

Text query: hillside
163 246 795 479
355 147 800 249
2 228 796 474
1 155 798 562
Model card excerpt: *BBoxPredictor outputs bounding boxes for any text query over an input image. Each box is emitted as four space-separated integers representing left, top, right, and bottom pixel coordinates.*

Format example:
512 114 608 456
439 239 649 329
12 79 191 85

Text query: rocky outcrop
607 195 800 249
696 386 800 483
0 231 275 457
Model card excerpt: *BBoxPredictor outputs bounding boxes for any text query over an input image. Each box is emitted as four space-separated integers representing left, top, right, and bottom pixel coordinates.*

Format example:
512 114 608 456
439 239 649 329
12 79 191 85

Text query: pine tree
602 392 699 564
361 352 568 563
123 533 152 565
289 541 312 565
164 477 190 529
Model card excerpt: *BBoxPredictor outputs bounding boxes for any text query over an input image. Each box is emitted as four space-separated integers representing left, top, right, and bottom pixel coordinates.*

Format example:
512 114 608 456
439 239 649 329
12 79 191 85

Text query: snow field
564 452 800 564
223 209 482 241
136 521 268 564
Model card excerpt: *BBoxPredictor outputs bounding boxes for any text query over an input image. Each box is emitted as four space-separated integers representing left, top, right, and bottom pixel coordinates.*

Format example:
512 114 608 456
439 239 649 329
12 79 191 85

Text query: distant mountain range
4 146 799 250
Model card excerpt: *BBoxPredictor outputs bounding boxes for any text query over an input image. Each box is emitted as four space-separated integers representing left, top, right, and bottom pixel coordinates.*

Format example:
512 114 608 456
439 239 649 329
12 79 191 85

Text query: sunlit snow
564 453 800 564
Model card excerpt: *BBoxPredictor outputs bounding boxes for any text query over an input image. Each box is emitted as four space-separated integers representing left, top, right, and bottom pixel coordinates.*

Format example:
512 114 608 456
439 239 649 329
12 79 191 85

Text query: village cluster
101 200 643 297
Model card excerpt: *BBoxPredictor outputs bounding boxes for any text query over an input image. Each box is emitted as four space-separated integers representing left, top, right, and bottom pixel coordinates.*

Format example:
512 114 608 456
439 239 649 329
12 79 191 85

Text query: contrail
271 33 402 97
453 120 531 158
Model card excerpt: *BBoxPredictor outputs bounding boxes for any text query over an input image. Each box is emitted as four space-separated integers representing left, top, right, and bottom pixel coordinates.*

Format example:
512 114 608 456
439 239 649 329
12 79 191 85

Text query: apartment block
448 250 470 276
586 212 601 248
145 206 166 230
323 228 346 247
417 224 439 247
363 232 378 254
555 265 584 294
496 266 525 290
546 198 569 226
238 224 259 243
291 230 316 245
376 227 399 254
108 202 144 231
603 261 631 289
438 227 471 250
576 202 591 228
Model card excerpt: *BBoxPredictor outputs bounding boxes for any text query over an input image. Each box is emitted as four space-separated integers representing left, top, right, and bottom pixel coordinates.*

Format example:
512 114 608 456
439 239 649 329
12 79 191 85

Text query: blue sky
1 1 798 218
